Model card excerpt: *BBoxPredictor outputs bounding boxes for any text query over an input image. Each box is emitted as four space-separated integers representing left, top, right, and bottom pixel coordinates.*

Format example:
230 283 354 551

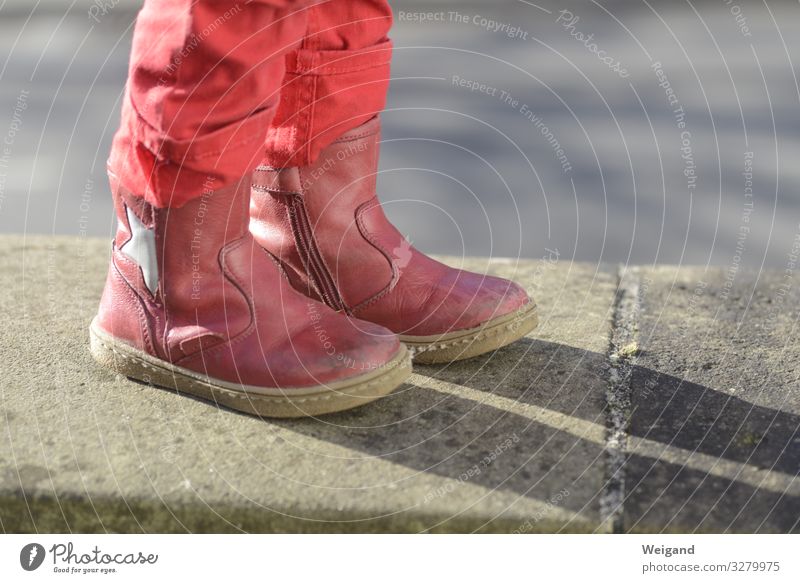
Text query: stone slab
624 266 800 533
0 236 617 533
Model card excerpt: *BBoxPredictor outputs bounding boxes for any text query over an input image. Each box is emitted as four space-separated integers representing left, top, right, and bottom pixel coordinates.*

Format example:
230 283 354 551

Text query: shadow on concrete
275 338 800 533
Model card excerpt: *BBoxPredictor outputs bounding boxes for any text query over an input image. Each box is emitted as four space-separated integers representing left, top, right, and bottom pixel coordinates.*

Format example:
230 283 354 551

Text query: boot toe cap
279 314 403 387
426 269 530 332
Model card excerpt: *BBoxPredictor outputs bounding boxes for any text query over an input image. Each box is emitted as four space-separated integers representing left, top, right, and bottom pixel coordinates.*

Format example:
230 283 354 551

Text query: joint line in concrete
600 266 641 533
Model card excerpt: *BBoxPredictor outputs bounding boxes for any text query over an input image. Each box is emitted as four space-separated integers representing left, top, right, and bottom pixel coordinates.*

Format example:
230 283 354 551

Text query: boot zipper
289 197 346 312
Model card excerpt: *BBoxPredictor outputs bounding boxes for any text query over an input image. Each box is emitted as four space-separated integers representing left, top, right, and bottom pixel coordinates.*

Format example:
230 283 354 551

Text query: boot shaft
249 116 533 341
251 116 399 313
98 172 254 360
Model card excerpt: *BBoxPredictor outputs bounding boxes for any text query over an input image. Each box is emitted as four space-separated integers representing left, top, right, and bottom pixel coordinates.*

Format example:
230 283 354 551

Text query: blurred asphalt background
1 0 799 267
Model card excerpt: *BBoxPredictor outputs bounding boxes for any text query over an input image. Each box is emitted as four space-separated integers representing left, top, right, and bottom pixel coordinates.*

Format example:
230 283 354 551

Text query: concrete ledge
0 236 797 533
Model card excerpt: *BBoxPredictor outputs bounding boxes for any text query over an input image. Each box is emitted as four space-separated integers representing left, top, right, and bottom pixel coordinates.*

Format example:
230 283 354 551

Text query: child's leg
250 2 537 364
109 0 310 208
93 1 411 418
263 0 393 167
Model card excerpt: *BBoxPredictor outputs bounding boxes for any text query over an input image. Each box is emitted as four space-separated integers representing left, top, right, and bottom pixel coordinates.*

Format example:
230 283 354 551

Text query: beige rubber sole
89 319 412 418
399 302 539 364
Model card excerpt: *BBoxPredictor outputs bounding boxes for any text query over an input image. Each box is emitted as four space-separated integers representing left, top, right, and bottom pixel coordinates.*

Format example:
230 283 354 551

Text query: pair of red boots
90 117 538 417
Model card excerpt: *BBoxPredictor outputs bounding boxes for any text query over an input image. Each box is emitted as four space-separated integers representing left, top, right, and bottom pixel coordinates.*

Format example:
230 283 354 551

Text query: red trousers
108 0 393 208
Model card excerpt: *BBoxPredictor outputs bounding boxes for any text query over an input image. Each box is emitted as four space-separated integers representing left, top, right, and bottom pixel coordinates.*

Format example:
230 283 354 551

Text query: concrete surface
0 235 797 533
624 266 800 533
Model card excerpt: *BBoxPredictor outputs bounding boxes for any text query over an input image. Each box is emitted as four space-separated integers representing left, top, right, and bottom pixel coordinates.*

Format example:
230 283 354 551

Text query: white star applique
120 205 159 294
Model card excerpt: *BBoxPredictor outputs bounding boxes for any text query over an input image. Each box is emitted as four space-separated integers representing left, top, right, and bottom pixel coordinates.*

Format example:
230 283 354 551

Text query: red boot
250 116 538 364
90 171 411 418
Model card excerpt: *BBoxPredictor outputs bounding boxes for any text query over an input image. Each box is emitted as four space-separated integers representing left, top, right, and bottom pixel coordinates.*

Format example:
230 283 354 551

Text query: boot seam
261 247 291 283
212 236 258 350
173 236 256 366
351 197 398 314
251 183 301 197
109 251 156 357
295 169 347 312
